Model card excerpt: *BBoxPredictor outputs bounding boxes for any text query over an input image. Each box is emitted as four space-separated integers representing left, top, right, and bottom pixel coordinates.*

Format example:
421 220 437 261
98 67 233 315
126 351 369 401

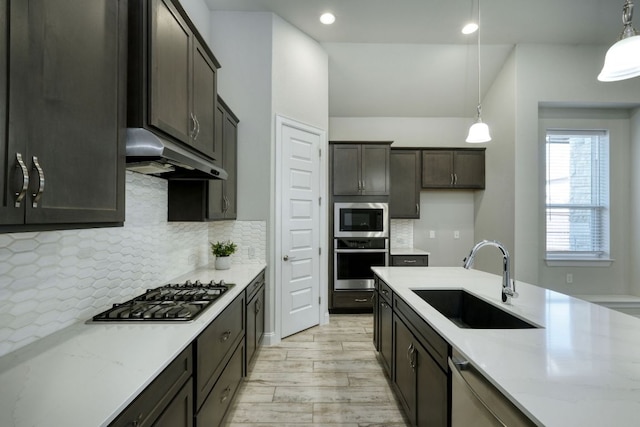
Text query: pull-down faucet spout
463 240 518 304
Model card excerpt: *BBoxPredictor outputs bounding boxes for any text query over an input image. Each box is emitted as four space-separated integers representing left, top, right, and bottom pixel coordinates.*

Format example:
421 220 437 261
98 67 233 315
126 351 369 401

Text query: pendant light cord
477 0 482 117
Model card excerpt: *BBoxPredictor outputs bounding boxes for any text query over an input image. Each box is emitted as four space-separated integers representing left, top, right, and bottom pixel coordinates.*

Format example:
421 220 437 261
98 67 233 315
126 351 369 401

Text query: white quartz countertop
389 248 430 256
0 263 266 427
371 266 640 427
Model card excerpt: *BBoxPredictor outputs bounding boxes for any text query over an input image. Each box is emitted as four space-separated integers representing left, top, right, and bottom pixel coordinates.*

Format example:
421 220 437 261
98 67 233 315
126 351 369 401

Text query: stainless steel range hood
125 128 227 180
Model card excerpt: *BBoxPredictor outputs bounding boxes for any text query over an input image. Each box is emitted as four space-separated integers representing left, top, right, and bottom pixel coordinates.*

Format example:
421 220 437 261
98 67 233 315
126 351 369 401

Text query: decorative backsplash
390 219 414 248
0 172 265 357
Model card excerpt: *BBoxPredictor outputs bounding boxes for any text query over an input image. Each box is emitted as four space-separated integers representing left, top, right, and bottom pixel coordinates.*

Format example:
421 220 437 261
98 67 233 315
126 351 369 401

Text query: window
545 129 610 261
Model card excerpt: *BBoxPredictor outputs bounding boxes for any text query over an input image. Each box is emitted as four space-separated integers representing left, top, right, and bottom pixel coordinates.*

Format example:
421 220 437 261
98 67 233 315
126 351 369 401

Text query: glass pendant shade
598 34 640 81
466 119 491 143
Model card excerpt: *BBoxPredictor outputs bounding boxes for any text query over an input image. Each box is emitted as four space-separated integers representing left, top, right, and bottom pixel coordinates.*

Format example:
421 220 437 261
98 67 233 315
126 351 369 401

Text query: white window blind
545 130 610 260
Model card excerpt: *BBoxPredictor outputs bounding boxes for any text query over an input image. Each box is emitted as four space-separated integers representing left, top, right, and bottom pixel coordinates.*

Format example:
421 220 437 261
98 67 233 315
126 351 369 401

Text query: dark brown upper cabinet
128 0 220 160
421 148 485 189
390 149 421 218
167 97 238 222
0 0 126 230
332 142 391 196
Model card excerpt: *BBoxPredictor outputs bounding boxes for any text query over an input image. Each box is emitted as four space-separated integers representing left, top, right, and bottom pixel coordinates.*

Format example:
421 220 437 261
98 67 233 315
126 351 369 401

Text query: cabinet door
222 111 238 219
453 150 485 189
421 150 454 188
207 104 225 219
361 144 390 195
0 0 25 225
207 100 237 220
154 378 194 427
24 0 125 225
191 38 216 159
379 297 393 377
415 341 448 427
393 314 417 426
150 0 192 144
390 150 420 218
332 144 361 195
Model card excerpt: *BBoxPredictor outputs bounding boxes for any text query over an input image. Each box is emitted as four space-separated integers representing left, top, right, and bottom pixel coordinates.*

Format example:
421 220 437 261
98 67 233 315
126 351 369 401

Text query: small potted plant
210 240 237 270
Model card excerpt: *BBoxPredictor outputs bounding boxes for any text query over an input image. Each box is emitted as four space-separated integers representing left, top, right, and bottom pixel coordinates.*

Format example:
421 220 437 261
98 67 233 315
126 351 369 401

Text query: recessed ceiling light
320 12 335 25
462 22 478 34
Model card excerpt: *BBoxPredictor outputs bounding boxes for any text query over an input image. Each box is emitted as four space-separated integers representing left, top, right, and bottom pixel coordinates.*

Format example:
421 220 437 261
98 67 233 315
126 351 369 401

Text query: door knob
283 255 296 261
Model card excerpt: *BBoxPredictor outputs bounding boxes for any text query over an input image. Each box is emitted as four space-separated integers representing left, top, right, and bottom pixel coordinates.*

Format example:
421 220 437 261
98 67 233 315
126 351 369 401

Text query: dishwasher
449 349 538 427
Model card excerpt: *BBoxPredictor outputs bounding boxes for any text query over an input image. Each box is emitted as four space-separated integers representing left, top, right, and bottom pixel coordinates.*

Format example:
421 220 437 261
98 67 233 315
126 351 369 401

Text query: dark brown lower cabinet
393 314 448 427
196 340 244 427
154 378 194 427
109 346 193 427
378 295 393 377
332 290 374 311
246 282 265 370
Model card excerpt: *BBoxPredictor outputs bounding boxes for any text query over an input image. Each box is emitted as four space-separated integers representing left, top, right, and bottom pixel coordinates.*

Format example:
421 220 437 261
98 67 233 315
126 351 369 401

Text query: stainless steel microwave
334 202 389 238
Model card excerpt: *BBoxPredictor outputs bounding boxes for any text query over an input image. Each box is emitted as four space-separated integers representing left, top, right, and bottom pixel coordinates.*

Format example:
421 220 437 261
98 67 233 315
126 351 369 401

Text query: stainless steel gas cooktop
92 280 234 322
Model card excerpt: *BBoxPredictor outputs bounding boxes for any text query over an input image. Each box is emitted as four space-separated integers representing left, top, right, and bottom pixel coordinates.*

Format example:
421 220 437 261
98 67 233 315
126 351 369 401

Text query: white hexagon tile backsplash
0 172 265 357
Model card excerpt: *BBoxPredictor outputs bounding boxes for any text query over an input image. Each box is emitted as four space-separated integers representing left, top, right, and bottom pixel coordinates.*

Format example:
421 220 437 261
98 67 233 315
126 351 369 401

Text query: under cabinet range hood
125 128 228 180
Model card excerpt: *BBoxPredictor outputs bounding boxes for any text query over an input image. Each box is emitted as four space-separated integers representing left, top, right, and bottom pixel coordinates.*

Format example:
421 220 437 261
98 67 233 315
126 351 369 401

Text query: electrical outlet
429 230 436 239
454 230 460 239
566 273 573 284
248 247 255 258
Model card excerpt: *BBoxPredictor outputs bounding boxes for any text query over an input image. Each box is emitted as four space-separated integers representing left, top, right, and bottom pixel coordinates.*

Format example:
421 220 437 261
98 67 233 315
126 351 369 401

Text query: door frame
272 115 329 345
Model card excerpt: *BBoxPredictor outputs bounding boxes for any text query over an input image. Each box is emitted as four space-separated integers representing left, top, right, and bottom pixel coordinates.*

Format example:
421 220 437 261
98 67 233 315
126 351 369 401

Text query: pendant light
466 0 491 143
598 0 640 82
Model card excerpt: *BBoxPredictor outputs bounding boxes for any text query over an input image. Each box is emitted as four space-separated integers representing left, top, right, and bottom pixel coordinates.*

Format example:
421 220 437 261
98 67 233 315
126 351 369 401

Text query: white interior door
278 118 322 338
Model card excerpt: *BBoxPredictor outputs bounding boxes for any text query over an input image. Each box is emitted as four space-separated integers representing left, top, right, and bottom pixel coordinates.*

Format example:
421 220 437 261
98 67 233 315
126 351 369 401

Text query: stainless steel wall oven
334 238 388 290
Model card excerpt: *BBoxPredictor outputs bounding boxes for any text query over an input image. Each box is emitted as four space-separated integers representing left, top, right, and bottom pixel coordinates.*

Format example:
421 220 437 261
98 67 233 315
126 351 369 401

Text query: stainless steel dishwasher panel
449 350 538 427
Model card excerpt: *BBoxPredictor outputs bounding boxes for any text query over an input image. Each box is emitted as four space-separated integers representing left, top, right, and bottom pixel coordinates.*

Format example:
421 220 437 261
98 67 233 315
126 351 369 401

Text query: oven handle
334 249 389 253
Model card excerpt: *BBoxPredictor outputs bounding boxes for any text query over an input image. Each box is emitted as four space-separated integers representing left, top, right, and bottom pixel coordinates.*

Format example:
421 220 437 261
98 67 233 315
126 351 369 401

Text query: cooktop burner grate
92 280 234 322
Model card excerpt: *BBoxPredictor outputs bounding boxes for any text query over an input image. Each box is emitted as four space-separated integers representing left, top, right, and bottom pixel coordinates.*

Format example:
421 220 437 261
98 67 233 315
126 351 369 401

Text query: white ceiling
203 0 625 117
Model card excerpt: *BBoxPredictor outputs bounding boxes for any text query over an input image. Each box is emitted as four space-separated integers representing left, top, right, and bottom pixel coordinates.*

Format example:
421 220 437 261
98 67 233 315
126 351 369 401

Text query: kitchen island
0 263 265 427
372 266 640 427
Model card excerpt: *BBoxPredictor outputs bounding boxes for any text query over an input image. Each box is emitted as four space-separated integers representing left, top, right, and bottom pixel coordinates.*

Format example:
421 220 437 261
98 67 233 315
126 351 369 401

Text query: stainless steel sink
412 289 538 329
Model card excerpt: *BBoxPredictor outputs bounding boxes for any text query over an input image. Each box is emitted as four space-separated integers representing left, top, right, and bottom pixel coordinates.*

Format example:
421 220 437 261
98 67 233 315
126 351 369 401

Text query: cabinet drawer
110 345 193 427
391 255 428 267
196 293 244 409
333 291 374 309
377 279 393 305
393 295 449 372
245 269 266 301
196 341 244 427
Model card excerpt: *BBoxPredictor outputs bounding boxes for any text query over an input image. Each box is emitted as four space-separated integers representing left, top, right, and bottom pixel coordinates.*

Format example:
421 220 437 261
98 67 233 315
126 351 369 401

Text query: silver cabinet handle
223 196 229 213
403 259 417 264
189 113 197 139
416 203 419 215
14 153 29 208
194 115 200 140
454 173 458 185
220 330 231 342
354 298 368 303
450 173 454 186
31 156 45 208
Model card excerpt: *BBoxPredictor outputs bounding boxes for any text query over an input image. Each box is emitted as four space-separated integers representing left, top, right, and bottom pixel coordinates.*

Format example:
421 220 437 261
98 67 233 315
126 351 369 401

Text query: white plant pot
214 256 231 270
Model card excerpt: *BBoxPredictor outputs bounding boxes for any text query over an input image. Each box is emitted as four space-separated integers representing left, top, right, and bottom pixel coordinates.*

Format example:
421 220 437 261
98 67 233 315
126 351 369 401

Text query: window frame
543 128 612 266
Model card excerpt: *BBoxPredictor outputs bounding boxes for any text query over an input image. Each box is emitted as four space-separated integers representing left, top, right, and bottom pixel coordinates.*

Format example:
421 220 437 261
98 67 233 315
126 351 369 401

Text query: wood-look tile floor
223 314 409 427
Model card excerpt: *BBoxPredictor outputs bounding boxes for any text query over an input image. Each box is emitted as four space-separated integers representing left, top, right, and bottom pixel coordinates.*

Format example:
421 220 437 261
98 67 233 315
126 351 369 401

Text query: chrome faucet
463 240 518 304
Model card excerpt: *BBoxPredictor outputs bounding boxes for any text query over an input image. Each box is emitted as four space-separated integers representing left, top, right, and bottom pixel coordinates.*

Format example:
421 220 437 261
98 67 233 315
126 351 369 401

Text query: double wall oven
333 202 389 290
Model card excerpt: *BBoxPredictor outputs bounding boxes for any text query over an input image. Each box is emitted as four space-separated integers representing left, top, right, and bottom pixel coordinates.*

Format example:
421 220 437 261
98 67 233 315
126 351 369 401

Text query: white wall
209 12 273 221
179 0 211 41
329 117 477 266
632 110 640 296
208 11 329 341
500 44 640 294
471 48 517 276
